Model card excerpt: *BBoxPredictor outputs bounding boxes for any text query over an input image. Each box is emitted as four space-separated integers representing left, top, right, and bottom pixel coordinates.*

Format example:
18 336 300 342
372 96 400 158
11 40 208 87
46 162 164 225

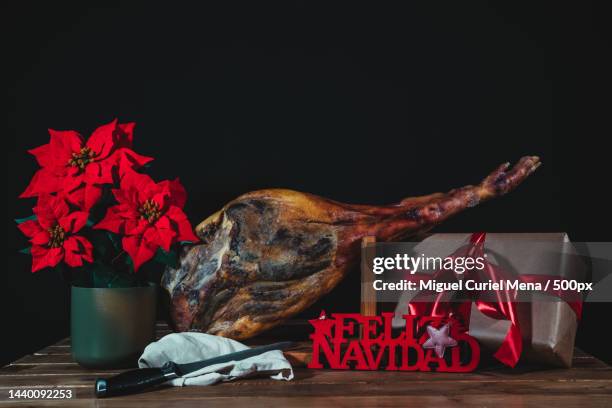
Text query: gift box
390 233 584 368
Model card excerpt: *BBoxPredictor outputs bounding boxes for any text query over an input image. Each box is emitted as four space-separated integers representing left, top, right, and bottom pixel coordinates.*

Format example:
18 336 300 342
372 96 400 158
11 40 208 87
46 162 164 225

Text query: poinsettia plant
17 119 198 287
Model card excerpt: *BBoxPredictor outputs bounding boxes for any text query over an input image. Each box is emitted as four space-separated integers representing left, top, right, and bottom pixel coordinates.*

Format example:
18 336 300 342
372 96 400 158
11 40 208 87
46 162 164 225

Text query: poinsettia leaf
91 263 112 288
19 247 31 255
15 215 37 224
87 230 110 258
90 262 135 288
106 232 120 251
154 248 178 268
108 275 137 288
122 253 136 274
179 241 194 245
86 218 95 227
125 255 133 265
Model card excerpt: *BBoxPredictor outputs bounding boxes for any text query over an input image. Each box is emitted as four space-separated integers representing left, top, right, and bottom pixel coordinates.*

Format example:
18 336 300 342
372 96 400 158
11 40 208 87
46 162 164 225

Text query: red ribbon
406 232 582 367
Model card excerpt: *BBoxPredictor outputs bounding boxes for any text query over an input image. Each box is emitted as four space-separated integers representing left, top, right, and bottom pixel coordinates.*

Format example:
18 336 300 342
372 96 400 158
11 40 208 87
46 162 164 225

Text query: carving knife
95 341 295 397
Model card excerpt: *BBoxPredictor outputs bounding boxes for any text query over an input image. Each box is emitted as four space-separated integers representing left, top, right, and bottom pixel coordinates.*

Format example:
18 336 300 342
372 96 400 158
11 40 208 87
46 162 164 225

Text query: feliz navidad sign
307 312 480 372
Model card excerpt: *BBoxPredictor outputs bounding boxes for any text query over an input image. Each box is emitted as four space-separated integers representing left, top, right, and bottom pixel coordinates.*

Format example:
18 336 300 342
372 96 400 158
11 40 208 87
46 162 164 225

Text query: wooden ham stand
360 236 377 337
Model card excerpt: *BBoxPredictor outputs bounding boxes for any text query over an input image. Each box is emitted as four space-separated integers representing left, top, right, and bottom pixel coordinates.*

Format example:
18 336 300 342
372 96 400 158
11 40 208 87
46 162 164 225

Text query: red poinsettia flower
18 194 93 272
20 119 153 210
94 172 199 271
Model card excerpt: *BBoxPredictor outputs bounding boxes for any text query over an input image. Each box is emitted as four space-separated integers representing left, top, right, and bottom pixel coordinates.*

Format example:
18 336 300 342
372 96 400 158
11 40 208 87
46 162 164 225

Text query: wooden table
1 322 611 407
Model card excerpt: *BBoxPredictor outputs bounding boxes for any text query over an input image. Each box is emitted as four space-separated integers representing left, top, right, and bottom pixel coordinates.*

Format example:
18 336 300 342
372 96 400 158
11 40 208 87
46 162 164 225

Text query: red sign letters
308 312 480 372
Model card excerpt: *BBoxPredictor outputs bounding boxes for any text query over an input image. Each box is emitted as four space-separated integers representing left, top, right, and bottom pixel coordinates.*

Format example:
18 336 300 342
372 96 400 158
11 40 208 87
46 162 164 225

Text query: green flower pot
71 283 157 368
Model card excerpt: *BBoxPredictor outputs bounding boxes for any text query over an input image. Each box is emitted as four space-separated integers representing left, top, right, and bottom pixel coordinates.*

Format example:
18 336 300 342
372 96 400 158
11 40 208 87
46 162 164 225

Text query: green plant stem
111 250 127 266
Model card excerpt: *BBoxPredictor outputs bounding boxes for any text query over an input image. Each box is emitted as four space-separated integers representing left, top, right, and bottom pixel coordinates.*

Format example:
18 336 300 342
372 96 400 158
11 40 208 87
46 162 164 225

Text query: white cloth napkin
138 332 294 386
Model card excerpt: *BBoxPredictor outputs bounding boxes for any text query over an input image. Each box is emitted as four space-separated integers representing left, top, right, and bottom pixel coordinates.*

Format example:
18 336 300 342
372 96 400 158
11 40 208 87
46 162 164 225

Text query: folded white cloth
138 332 294 386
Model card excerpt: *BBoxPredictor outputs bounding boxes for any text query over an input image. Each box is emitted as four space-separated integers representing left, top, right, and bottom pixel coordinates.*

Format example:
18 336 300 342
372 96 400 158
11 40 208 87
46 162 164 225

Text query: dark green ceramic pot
71 283 157 368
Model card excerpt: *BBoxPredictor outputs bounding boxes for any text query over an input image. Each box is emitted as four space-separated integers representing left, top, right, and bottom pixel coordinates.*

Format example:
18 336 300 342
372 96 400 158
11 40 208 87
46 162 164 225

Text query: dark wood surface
1 322 611 407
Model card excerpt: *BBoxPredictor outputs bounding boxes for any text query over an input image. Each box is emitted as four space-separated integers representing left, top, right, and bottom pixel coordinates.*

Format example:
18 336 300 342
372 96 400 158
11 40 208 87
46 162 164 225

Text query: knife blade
95 341 295 397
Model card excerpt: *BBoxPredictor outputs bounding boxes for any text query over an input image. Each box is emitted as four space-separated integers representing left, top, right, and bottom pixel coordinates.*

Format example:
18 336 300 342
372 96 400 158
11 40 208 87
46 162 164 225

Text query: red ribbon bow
407 232 582 367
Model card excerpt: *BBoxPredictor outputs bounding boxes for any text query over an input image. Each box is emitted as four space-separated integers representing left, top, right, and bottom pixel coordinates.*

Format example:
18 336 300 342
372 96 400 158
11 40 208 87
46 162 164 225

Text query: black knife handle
95 362 180 398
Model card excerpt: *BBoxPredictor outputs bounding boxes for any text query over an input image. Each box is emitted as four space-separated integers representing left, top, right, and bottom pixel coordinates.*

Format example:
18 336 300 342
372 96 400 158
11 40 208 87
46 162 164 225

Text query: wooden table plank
1 322 611 407
2 395 612 408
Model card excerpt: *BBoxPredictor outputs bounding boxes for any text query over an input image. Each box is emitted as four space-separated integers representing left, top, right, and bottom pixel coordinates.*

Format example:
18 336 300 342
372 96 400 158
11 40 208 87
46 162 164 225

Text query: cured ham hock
162 156 541 339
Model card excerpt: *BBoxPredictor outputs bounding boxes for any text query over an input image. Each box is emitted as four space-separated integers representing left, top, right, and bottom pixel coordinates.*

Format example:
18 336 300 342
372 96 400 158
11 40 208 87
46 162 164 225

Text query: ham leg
162 156 540 339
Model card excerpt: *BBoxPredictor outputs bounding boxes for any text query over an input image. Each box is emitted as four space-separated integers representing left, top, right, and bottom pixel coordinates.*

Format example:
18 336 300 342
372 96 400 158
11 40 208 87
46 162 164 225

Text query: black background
4 2 610 366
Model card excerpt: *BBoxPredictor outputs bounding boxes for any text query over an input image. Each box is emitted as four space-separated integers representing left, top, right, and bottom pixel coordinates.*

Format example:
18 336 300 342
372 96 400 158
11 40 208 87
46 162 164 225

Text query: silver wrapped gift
391 233 583 367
